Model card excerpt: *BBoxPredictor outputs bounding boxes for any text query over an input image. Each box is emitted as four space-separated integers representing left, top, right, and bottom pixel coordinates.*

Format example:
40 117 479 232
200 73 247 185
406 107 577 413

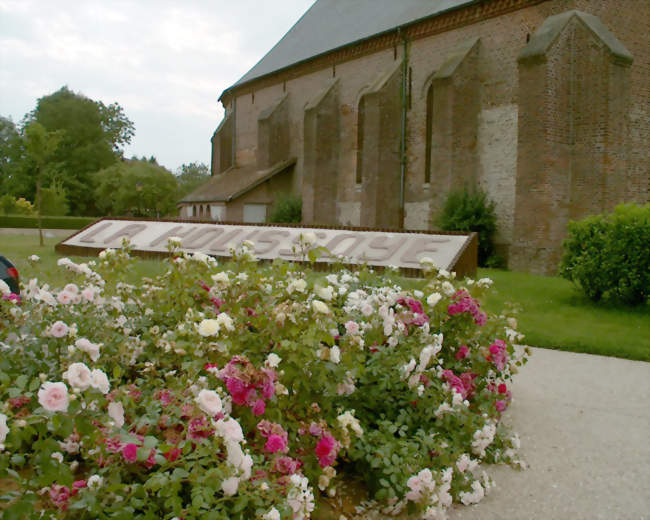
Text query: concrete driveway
449 347 650 520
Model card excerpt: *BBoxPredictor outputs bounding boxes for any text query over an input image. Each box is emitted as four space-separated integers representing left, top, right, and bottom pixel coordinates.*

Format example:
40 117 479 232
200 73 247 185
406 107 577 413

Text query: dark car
0 255 20 295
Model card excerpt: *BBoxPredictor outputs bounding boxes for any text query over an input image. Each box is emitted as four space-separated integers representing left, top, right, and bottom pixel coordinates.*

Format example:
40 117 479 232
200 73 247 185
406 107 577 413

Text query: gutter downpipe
231 94 237 169
398 28 408 229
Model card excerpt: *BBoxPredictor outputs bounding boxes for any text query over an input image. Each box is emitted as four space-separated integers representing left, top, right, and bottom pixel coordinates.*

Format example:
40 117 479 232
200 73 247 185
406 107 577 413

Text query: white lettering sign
59 220 475 271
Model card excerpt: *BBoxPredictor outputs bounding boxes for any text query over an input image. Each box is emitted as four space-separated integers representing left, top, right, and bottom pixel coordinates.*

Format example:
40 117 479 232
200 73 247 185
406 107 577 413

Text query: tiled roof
230 0 473 90
179 158 296 204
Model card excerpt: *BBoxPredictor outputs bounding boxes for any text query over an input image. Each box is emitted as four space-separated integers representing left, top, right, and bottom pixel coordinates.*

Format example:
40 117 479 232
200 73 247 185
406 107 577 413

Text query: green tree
176 162 210 198
94 159 179 218
25 86 135 215
0 116 27 196
41 180 70 216
22 122 63 245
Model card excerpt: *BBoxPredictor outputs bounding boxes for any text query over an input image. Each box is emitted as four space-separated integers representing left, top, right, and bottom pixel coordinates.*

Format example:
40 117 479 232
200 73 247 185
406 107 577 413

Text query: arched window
355 96 366 185
425 83 434 184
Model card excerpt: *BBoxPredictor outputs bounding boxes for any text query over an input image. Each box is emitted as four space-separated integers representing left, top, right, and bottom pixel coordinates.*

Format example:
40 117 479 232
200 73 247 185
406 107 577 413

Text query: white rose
266 353 281 368
75 338 101 362
329 346 341 364
87 474 103 490
214 417 244 443
263 508 281 520
426 292 442 307
63 363 92 390
196 389 222 416
293 279 307 293
198 319 220 337
0 413 9 443
108 401 125 428
90 369 110 394
0 280 10 295
212 272 230 284
315 285 334 301
216 313 234 332
221 476 239 496
312 300 330 314
442 281 456 296
300 232 317 246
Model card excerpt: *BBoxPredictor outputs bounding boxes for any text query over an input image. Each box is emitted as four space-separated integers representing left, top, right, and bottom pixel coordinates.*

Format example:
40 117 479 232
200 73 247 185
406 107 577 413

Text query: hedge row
0 215 98 230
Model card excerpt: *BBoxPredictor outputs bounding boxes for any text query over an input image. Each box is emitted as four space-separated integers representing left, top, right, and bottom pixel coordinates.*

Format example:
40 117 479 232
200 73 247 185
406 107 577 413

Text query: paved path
448 347 650 520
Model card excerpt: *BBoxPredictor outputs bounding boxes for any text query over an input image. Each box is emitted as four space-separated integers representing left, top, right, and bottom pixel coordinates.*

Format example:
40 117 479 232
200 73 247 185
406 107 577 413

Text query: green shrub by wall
435 187 499 267
268 193 302 223
0 215 97 230
560 203 650 306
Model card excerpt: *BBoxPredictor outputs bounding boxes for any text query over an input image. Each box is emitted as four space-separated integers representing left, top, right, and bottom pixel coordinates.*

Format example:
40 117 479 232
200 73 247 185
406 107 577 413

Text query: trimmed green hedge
0 215 98 230
560 203 650 306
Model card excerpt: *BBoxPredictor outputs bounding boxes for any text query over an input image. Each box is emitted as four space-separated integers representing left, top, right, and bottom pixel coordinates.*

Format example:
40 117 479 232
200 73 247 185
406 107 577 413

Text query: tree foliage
176 162 210 198
23 86 135 215
0 116 27 196
94 159 179 218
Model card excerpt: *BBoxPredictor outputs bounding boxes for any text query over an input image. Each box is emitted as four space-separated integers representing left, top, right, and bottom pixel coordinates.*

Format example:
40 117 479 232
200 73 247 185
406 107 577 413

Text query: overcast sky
0 0 315 173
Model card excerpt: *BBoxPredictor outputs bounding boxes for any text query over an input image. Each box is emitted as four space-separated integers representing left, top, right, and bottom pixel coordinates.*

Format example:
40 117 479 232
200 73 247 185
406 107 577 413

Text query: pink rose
315 434 338 467
264 434 286 454
251 399 266 416
49 321 69 338
495 400 507 412
455 345 469 360
38 382 70 412
488 340 508 371
49 484 71 510
345 320 360 335
122 443 138 463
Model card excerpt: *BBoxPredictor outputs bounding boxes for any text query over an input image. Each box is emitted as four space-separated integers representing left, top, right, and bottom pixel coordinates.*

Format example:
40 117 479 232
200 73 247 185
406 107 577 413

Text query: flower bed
0 239 529 519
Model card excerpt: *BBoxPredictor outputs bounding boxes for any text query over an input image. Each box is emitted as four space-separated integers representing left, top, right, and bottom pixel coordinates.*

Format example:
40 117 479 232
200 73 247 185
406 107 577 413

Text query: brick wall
211 0 648 273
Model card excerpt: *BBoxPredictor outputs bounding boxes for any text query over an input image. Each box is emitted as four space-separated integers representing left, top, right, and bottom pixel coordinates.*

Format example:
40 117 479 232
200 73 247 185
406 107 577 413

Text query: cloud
0 0 315 171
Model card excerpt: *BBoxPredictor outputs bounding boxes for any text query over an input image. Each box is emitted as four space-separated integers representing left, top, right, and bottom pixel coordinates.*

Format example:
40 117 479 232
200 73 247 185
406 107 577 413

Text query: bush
0 242 528 518
41 180 70 216
0 215 97 229
269 192 302 223
0 196 36 216
560 203 650 306
435 188 497 267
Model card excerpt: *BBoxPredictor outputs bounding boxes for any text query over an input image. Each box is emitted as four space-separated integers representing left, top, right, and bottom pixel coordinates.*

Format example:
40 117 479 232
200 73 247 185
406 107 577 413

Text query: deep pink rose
274 456 301 475
122 443 138 463
265 434 287 454
49 485 71 510
252 398 266 416
315 434 338 467
455 345 469 360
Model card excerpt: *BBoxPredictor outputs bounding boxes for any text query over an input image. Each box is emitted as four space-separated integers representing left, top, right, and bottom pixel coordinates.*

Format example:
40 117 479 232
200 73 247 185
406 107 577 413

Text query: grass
2 234 648 362
1 234 166 285
479 268 650 362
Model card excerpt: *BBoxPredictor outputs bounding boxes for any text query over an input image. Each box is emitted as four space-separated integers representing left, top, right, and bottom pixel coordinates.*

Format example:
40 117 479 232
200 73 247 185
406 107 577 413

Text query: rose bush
0 239 528 519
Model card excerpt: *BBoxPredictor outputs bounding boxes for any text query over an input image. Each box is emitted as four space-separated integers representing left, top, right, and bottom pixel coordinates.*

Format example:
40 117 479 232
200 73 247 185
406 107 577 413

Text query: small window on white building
243 204 267 223
210 204 225 221
186 205 194 218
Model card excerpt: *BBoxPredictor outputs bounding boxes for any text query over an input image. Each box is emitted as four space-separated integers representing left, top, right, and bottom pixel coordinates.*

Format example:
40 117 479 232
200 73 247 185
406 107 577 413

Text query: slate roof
179 158 296 204
229 0 473 91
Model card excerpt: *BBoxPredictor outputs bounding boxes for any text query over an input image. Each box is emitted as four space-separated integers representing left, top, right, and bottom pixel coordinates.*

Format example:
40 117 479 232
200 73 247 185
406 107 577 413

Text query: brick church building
178 0 649 274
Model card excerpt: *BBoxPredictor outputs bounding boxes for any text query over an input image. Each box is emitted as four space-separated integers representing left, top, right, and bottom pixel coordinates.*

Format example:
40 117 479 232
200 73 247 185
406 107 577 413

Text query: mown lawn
479 268 650 362
2 233 648 361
